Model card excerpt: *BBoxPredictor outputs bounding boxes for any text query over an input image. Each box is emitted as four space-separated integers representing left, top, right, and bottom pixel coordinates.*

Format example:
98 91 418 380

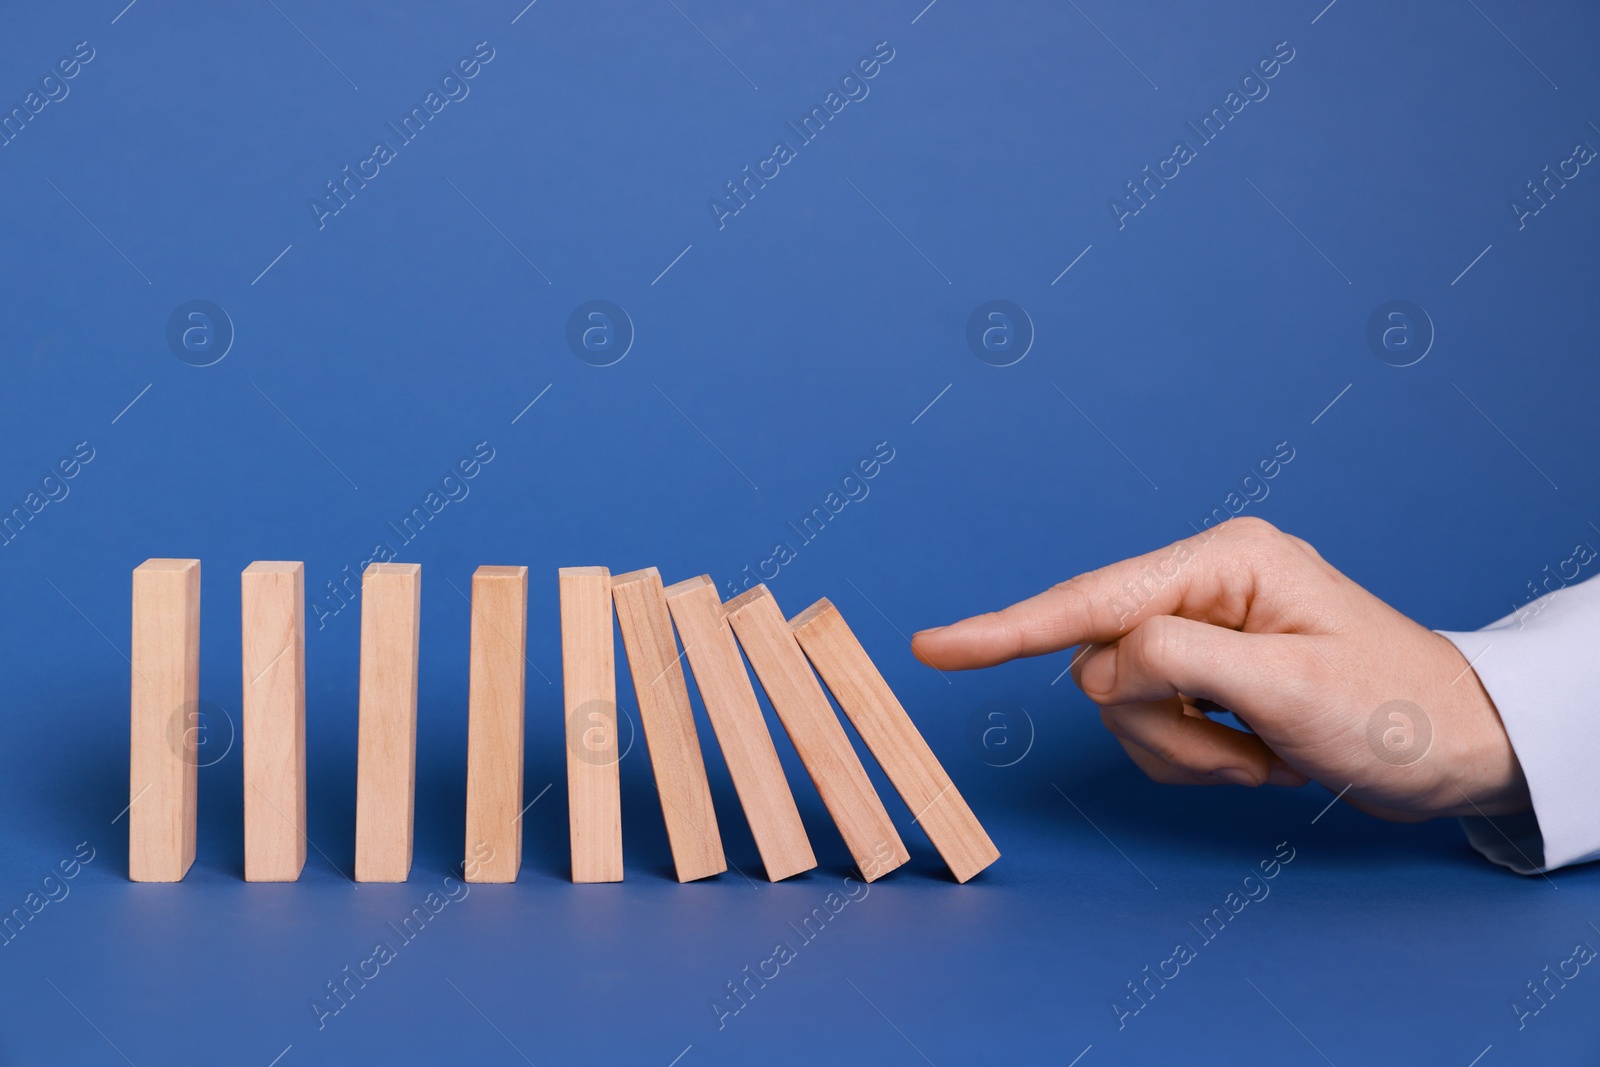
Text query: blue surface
3 1 1599 1063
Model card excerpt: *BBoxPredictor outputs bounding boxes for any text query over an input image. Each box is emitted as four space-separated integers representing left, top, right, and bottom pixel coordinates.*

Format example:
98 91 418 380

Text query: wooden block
242 561 307 882
664 576 815 882
559 567 623 883
464 565 528 883
724 585 907 881
355 562 421 882
129 558 200 882
612 568 726 883
791 599 1000 883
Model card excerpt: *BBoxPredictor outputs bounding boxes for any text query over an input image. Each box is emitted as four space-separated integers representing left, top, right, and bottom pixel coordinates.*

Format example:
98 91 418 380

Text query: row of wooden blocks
128 560 998 885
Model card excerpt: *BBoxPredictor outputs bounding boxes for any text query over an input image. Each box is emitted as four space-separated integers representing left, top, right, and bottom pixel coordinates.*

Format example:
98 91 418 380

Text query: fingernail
1212 767 1260 787
913 626 945 639
1079 647 1117 694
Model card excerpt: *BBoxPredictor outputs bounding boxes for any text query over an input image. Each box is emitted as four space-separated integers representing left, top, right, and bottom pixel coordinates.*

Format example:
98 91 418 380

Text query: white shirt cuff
1438 572 1600 874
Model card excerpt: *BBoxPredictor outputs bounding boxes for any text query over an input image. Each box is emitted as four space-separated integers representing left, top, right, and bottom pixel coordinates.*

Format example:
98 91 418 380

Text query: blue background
3 0 1598 1063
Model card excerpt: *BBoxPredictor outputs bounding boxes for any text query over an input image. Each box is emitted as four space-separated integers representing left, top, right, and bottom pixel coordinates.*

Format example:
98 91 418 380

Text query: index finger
911 519 1265 670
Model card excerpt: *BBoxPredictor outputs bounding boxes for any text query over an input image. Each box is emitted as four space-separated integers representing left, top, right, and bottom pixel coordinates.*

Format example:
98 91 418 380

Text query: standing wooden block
464 565 528 883
129 558 200 882
664 576 815 882
791 599 1000 883
559 567 623 883
612 568 726 883
355 562 421 882
242 561 307 882
724 585 907 882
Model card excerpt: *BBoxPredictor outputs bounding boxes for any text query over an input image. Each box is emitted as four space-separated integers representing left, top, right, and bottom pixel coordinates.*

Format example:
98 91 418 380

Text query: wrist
1434 641 1530 817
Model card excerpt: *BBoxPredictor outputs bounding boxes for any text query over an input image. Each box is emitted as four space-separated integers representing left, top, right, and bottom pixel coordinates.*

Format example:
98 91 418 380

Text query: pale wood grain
464 565 528 883
242 561 306 882
560 567 623 883
613 568 726 883
355 562 421 882
129 558 200 882
665 575 815 881
791 598 999 883
724 585 907 882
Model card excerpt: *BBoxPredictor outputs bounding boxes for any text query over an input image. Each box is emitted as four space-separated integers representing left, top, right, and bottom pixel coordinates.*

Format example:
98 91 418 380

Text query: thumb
1074 615 1321 729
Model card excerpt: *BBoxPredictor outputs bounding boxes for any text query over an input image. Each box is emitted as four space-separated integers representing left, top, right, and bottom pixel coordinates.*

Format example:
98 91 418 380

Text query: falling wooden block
242 561 307 882
559 567 623 883
612 568 726 883
664 576 814 882
724 585 907 882
355 562 421 882
464 565 528 883
791 599 1000 883
129 558 201 882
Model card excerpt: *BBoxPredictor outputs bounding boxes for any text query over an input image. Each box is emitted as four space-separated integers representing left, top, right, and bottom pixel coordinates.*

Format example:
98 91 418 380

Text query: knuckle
1283 532 1317 555
1052 576 1116 637
1277 529 1329 568
976 607 1028 661
1224 514 1282 549
1140 731 1188 768
1050 575 1095 614
1130 614 1181 671
1221 516 1303 581
1111 733 1180 783
1106 703 1188 765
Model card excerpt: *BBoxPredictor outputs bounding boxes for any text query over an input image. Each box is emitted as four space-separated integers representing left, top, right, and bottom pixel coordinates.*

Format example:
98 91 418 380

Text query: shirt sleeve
1437 572 1600 875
